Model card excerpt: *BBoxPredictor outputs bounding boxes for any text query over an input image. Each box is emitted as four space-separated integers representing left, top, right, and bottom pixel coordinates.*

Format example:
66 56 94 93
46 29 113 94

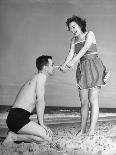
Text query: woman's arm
67 31 95 67
62 37 75 66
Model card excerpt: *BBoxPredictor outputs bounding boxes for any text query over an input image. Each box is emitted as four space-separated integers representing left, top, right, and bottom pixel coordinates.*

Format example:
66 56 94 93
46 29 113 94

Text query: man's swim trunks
6 108 31 133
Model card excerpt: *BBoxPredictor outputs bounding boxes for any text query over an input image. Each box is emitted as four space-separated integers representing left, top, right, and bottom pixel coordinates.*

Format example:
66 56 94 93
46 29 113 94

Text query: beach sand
0 120 116 155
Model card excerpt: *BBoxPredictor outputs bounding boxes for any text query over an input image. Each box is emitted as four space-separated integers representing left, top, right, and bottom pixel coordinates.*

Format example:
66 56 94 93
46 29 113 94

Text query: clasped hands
58 61 75 72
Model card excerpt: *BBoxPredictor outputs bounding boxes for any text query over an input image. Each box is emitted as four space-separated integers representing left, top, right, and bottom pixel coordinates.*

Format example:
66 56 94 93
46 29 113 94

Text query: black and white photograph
0 0 116 154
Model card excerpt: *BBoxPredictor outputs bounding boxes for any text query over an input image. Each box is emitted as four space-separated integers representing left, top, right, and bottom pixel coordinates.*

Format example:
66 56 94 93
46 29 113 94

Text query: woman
60 15 109 136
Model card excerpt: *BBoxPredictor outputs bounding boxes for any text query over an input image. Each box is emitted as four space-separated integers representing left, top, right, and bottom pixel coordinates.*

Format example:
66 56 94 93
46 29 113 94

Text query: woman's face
69 21 82 36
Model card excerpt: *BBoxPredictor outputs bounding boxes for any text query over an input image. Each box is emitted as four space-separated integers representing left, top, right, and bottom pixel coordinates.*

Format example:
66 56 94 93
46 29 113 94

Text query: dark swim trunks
6 108 31 133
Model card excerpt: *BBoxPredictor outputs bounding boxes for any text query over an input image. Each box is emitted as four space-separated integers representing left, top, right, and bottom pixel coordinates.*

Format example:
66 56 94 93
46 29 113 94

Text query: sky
0 0 116 107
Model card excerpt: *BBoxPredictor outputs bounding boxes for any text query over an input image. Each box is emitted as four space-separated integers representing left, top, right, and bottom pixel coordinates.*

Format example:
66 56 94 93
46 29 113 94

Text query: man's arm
35 75 53 136
35 75 46 127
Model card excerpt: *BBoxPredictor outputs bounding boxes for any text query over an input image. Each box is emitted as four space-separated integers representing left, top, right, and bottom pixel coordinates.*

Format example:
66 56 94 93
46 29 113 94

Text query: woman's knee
89 88 99 103
79 89 89 106
80 97 89 107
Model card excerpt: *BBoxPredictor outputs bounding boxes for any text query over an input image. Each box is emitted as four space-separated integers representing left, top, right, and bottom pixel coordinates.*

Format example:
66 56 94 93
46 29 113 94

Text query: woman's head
66 15 86 34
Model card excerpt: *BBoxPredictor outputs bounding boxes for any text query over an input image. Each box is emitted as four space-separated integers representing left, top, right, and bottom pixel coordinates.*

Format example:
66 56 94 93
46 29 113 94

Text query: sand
1 121 116 155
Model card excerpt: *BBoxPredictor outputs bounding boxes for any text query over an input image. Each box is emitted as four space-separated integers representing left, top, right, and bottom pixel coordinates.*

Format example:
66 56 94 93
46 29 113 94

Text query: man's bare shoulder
34 73 46 97
34 73 46 85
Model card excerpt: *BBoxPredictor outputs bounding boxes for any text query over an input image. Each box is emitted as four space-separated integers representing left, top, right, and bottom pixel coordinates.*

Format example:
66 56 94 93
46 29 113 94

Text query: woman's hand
54 65 68 72
66 60 75 69
59 65 69 72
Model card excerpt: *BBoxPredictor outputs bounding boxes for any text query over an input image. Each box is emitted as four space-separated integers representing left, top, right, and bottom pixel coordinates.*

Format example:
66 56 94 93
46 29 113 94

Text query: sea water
0 106 116 126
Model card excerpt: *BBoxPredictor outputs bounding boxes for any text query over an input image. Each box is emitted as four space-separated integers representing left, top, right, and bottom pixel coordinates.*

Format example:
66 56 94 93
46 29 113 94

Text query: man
3 55 55 144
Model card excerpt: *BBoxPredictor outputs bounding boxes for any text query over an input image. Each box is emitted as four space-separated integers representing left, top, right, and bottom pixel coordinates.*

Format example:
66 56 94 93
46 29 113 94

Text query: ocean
0 105 116 126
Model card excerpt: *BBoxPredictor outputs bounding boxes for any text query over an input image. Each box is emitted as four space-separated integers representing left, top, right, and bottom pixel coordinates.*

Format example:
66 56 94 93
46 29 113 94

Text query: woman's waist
80 53 98 62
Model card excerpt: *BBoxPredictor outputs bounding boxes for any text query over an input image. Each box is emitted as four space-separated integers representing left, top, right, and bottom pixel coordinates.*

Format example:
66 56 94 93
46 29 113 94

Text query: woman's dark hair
66 15 86 33
36 55 52 72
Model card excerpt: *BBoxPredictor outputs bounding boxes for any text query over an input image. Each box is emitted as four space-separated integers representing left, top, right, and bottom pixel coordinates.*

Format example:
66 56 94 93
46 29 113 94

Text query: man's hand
42 124 53 137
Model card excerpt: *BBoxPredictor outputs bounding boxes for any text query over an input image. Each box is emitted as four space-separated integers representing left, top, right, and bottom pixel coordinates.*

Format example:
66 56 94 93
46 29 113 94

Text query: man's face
46 59 54 75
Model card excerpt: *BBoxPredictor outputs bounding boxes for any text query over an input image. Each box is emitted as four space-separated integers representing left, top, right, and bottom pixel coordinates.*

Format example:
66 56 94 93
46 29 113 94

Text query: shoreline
0 112 116 126
0 105 116 113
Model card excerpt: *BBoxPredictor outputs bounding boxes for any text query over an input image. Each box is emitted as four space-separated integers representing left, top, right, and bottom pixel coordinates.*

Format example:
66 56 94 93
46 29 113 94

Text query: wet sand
0 120 116 155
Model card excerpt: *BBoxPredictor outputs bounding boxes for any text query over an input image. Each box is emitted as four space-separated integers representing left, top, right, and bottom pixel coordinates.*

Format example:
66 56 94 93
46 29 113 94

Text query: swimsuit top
74 35 97 56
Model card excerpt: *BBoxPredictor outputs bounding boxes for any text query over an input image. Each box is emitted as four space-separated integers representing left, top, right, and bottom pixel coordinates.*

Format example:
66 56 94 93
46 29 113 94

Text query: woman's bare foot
87 130 95 137
76 130 86 137
3 131 17 145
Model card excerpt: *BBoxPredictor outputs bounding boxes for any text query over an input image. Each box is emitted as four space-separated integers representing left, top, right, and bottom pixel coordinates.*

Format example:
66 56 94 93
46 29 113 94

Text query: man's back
13 74 46 113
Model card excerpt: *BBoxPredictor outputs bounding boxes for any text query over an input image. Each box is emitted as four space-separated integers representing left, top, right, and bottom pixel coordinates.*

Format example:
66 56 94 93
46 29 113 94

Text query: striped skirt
76 54 109 89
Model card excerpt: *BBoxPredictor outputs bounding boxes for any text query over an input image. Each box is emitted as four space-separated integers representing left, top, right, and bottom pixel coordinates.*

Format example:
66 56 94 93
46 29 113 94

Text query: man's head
36 55 54 75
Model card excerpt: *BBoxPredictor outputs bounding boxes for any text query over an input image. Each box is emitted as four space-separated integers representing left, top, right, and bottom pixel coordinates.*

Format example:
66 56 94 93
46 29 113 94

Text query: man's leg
77 89 89 135
18 121 52 142
3 131 45 144
3 121 52 144
88 87 99 135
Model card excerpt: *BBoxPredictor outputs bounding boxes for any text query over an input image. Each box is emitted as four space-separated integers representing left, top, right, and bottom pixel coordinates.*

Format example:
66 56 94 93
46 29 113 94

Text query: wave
0 106 116 125
0 105 116 113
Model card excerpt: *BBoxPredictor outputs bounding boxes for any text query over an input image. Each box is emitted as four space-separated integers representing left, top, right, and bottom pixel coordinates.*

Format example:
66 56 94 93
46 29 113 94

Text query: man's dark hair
66 15 86 33
36 55 52 72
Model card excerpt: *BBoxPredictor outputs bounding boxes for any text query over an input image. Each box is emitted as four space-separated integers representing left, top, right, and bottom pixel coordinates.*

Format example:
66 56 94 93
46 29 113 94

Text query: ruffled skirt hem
76 54 109 90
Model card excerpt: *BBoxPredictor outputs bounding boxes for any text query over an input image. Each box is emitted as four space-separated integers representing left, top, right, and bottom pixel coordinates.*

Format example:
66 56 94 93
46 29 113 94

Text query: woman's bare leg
88 87 99 135
77 89 89 135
